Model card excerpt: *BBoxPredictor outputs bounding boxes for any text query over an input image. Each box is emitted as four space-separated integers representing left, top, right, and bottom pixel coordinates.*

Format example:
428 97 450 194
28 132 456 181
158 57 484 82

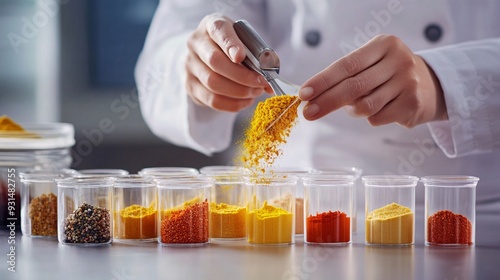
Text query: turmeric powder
366 202 414 245
238 95 300 175
114 204 157 240
209 203 246 239
247 201 293 244
0 115 39 138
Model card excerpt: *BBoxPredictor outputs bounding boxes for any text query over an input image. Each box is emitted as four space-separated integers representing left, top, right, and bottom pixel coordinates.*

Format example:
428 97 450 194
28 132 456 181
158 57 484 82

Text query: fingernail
299 87 314 100
228 46 239 62
304 103 320 118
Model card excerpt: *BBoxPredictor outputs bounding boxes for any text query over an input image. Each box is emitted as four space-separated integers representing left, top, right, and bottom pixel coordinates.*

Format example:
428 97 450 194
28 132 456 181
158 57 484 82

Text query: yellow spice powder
114 204 157 239
365 202 414 244
238 95 300 175
247 201 293 244
209 203 246 239
0 115 39 138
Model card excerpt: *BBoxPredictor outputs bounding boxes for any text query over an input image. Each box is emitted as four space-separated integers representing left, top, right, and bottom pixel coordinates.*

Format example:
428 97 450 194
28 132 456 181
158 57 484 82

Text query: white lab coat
135 0 500 212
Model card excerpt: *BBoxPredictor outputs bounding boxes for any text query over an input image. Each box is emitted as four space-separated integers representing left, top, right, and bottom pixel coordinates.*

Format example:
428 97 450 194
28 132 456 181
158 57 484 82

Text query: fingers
203 14 247 63
302 54 395 120
186 52 264 99
299 35 393 101
186 72 257 112
344 79 401 118
367 93 419 128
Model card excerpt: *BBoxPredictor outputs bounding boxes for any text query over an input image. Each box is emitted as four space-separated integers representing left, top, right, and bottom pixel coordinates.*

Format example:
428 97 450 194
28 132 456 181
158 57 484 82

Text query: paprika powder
160 199 209 245
306 211 350 243
427 210 472 245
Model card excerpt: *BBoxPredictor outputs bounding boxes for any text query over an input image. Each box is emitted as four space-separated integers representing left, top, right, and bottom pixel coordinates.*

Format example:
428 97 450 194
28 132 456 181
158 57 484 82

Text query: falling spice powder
63 202 111 244
29 193 58 236
114 204 157 240
427 210 472 245
366 202 414 245
247 201 293 244
210 203 246 239
306 211 350 243
238 95 300 174
161 199 209 244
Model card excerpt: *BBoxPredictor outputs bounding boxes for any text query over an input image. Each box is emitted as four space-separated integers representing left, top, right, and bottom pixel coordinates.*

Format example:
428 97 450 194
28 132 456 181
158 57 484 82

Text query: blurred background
0 0 237 173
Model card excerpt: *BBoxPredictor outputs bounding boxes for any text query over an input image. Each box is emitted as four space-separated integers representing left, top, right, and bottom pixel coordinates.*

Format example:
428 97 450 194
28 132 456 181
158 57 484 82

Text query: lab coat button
424 24 442 43
305 30 321 47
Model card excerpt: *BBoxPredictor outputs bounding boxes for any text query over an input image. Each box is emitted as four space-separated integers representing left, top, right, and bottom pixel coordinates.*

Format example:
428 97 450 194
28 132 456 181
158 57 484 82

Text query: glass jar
157 176 212 246
363 175 418 246
422 176 479 247
57 177 113 246
113 175 157 243
138 167 198 177
200 165 247 240
302 174 354 245
19 169 77 237
0 123 74 229
245 175 297 246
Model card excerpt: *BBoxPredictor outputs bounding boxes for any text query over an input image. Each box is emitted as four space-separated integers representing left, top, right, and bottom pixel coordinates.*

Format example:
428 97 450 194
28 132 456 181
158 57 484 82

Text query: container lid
0 123 75 150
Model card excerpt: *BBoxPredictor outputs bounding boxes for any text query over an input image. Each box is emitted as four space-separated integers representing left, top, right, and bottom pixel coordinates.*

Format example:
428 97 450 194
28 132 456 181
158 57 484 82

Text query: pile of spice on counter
114 204 157 240
238 95 300 174
209 202 246 239
63 202 111 244
160 198 209 244
365 202 414 244
427 210 472 245
29 193 58 236
306 210 350 243
247 201 293 244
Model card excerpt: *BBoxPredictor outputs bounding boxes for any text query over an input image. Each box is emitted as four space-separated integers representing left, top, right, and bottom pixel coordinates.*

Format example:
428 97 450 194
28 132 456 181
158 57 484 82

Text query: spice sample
272 194 303 234
306 211 350 243
29 193 58 236
210 203 246 239
114 204 157 240
238 95 300 174
161 199 209 244
427 210 472 245
247 201 293 244
63 202 111 244
366 202 414 244
0 115 39 138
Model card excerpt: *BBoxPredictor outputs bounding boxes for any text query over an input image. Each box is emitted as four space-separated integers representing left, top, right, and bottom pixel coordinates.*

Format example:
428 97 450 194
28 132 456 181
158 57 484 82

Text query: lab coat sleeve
135 0 266 156
417 38 500 158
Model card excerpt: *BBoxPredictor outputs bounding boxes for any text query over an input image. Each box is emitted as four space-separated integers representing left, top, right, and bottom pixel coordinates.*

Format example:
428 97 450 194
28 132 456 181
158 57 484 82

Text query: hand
186 13 272 112
298 34 447 128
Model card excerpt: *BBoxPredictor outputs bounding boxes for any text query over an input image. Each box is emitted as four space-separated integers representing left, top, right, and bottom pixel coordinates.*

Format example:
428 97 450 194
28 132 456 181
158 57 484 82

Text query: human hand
186 13 272 112
298 34 447 128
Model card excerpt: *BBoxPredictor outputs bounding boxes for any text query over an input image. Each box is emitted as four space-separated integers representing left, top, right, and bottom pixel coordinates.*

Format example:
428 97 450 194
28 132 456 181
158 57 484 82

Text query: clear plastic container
362 175 418 246
157 176 212 246
57 177 113 246
200 165 247 240
19 169 77 237
113 175 157 243
302 174 354 245
244 175 297 246
138 167 198 177
311 167 362 233
0 122 74 229
422 176 479 247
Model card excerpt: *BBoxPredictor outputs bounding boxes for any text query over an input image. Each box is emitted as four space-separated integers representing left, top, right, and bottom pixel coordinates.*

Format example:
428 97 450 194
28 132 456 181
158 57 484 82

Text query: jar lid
0 123 75 150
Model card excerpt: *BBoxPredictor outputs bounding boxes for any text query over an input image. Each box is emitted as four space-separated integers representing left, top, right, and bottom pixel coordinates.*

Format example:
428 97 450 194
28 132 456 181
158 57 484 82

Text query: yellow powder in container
209 203 246 239
237 95 300 175
114 204 157 240
366 202 414 245
247 201 293 244
0 115 39 138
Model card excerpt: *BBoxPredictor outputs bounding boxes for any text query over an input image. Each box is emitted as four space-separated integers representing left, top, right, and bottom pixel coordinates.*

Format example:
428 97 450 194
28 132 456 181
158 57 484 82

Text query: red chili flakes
306 210 350 243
